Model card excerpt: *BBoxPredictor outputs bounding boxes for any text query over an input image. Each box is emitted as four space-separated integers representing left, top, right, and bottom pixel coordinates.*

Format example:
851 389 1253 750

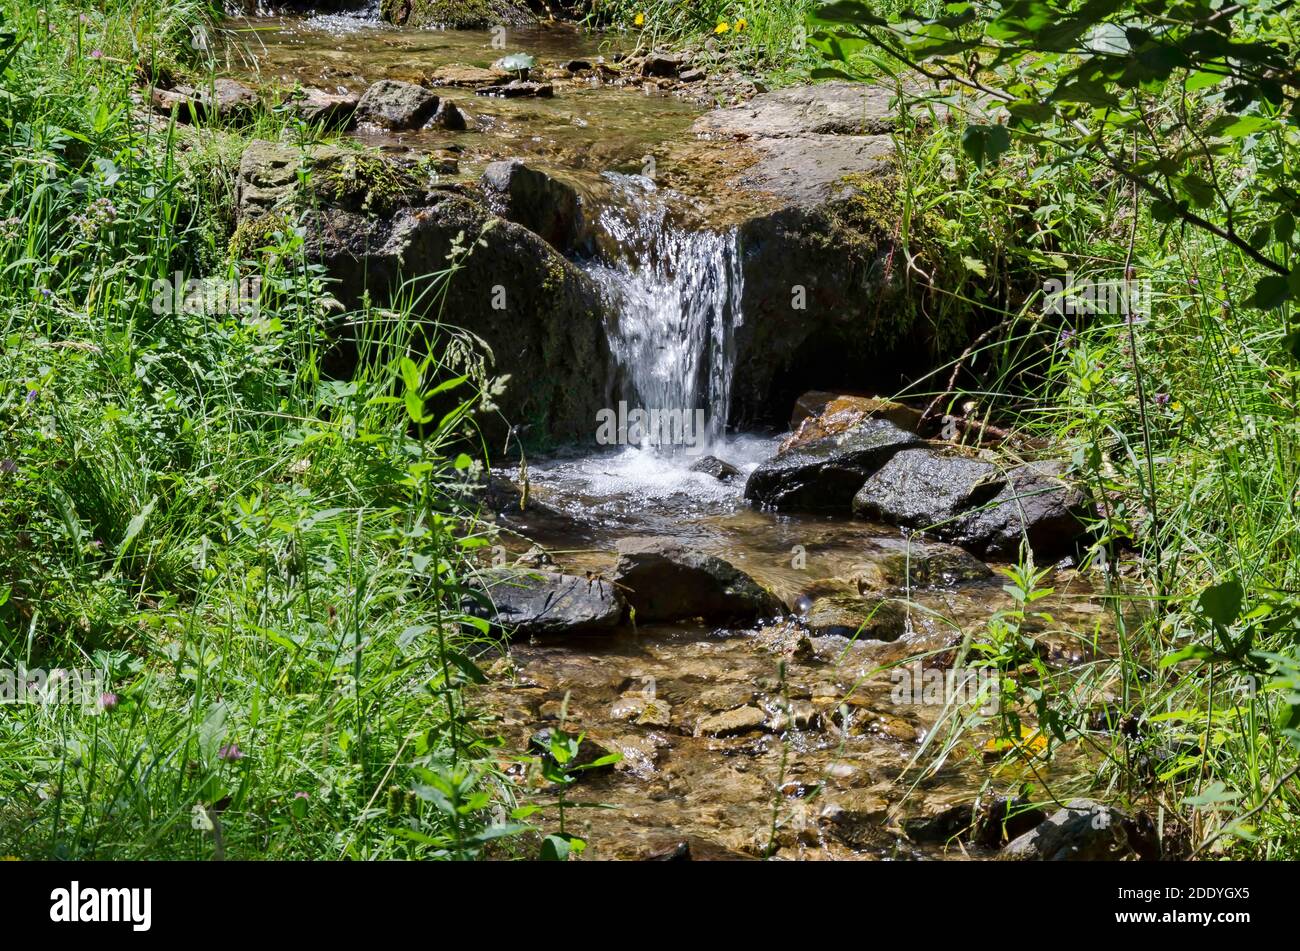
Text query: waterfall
581 172 744 451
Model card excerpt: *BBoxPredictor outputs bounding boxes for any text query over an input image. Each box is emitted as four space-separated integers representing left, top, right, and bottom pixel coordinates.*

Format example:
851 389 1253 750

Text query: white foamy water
583 172 744 449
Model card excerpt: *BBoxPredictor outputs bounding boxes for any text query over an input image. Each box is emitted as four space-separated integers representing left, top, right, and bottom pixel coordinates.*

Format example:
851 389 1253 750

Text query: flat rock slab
697 705 768 737
692 83 902 206
692 82 901 138
613 537 782 623
478 568 623 636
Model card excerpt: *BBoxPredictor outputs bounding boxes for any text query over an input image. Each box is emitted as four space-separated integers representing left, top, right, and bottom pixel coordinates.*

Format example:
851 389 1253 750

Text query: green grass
0 0 531 859
873 78 1300 858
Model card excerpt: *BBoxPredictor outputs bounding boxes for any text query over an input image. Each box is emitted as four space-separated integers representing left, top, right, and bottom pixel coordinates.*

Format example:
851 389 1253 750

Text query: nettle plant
811 0 1299 314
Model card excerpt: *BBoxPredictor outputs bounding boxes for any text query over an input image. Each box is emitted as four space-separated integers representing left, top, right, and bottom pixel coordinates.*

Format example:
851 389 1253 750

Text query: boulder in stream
802 594 907 641
613 537 782 623
853 450 1088 560
356 79 440 130
999 799 1156 861
475 568 624 636
743 417 919 511
234 140 613 447
852 448 1006 529
480 159 586 254
689 455 741 481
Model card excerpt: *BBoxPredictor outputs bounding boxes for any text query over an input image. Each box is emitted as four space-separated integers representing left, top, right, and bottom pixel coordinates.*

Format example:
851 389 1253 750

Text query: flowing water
222 15 1113 859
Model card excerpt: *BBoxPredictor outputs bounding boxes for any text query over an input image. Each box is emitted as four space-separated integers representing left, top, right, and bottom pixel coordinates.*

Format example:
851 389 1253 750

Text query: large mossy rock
743 417 919 511
684 83 978 429
613 537 782 623
234 140 612 448
481 160 587 255
380 0 534 28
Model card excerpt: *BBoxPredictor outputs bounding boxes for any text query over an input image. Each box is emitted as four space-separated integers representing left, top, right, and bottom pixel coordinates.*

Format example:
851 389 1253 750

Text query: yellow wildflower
634 12 644 26
714 21 730 34
735 17 747 30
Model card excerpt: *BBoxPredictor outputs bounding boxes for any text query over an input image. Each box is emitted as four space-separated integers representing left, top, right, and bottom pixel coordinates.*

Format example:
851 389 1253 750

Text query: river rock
283 87 358 129
427 64 509 87
641 51 682 78
744 417 919 511
949 460 1088 560
696 705 767 737
852 448 1006 529
151 79 261 124
841 541 993 592
429 99 467 130
689 455 740 481
356 79 440 130
476 568 623 636
380 0 534 29
613 537 782 623
480 160 585 254
853 451 1086 560
999 799 1151 861
234 141 613 447
476 80 553 99
803 594 907 641
783 393 922 448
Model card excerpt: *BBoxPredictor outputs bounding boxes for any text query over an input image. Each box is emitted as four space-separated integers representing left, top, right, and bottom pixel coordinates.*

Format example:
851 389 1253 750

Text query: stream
221 12 1115 859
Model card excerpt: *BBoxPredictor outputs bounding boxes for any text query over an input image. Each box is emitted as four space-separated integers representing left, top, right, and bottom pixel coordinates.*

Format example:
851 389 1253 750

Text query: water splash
581 173 743 450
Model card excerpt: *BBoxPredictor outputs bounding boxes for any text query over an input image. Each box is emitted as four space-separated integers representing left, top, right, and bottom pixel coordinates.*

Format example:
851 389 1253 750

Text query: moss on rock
380 0 533 29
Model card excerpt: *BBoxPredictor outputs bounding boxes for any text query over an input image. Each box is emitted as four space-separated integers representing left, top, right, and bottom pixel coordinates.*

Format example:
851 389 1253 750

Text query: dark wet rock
902 803 974 844
563 59 592 73
680 67 706 83
427 64 509 87
689 455 741 481
744 417 919 511
356 79 440 130
151 79 260 124
282 87 357 129
677 83 988 431
999 799 1154 861
476 568 623 636
613 537 783 623
477 80 553 99
853 450 1087 560
697 705 767 737
234 140 612 446
641 51 682 78
803 594 907 641
430 99 467 130
949 460 1089 560
480 159 585 254
380 0 534 29
971 795 1048 849
852 448 1005 529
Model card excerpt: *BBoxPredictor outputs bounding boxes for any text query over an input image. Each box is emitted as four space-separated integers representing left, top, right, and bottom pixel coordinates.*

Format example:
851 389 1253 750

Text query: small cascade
581 173 744 452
